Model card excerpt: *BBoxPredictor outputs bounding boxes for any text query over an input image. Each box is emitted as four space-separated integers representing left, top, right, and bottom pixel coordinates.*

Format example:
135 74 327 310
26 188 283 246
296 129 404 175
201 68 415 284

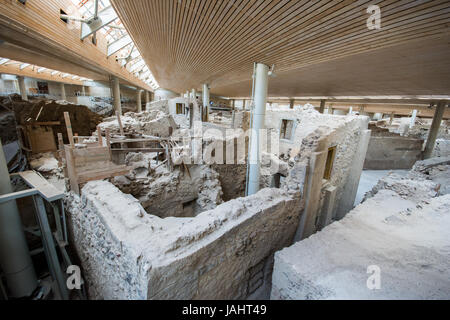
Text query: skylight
70 0 158 90
0 57 93 82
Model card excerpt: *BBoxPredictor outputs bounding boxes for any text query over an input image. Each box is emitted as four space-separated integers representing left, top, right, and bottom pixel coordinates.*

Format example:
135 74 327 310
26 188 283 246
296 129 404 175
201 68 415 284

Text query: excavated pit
111 153 225 218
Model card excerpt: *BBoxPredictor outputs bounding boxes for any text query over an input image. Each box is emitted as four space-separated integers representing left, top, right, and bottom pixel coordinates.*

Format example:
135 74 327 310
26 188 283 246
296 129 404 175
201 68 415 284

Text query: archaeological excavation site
0 0 449 305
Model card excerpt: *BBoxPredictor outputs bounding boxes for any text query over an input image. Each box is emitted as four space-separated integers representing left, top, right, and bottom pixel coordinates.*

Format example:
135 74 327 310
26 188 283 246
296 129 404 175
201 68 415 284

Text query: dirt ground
1 94 104 144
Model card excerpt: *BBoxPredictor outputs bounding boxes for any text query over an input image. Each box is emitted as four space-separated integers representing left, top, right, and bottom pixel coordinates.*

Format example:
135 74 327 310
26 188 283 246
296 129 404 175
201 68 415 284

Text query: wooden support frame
60 112 132 195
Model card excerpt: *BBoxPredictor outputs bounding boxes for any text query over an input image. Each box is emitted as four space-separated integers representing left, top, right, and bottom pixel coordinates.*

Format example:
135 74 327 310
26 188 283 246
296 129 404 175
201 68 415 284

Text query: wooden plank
77 166 132 184
111 138 167 144
116 111 124 136
97 126 103 147
19 171 64 202
28 126 57 154
111 148 165 152
63 112 74 148
25 121 61 126
105 128 112 161
64 145 79 195
72 147 111 167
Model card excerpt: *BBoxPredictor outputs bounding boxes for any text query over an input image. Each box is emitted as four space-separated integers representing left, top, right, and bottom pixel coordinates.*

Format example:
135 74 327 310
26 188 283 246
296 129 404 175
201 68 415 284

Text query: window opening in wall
323 146 337 180
273 173 280 188
182 198 197 217
272 173 286 188
280 119 294 140
176 103 184 114
37 82 49 95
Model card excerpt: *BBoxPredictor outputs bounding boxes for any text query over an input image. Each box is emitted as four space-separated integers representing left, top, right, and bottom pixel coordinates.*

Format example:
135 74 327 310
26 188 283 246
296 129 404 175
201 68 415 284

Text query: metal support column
231 99 236 128
410 109 418 128
319 99 325 114
136 89 142 113
32 195 69 300
112 76 122 115
389 111 395 125
202 83 209 122
0 140 37 298
18 76 28 101
60 83 66 101
247 63 269 196
423 101 447 159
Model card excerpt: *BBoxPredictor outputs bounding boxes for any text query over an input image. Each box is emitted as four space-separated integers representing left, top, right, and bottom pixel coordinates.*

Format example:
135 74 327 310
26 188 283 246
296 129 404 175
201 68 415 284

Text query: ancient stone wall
66 181 303 300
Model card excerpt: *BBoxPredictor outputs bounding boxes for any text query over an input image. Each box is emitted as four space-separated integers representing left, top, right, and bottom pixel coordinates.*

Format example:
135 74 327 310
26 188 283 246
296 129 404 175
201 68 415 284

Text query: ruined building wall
66 181 303 300
271 159 450 300
265 105 370 238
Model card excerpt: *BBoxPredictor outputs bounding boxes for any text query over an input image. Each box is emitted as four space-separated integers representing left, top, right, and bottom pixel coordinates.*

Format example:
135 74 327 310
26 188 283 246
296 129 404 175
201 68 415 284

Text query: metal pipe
112 76 122 115
245 63 258 195
32 196 68 300
60 83 66 101
409 109 418 128
0 139 38 298
93 0 99 19
17 76 28 101
136 89 142 113
59 15 88 23
423 101 446 159
247 63 269 196
202 84 209 122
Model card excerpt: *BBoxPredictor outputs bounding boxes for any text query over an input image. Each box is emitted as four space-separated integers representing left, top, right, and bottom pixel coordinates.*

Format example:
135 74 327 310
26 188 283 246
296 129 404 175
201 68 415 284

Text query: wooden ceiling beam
0 63 85 86
0 0 152 91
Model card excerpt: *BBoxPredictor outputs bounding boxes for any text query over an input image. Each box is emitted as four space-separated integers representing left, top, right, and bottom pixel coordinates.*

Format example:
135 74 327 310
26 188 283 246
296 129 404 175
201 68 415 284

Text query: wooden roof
111 0 450 97
0 0 153 91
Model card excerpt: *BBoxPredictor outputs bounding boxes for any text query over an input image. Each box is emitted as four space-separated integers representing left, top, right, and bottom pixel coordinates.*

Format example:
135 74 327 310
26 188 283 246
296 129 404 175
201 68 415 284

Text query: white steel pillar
319 99 325 113
18 76 28 101
410 109 418 128
0 140 38 298
423 102 446 159
136 89 142 113
191 89 196 100
202 83 210 122
112 76 122 115
247 63 269 196
60 83 66 101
